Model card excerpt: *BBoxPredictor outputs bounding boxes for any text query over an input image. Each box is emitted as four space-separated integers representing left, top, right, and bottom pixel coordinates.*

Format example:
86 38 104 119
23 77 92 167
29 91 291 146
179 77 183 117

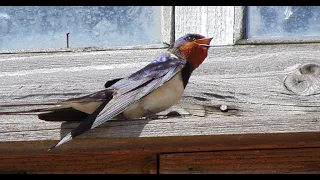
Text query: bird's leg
144 109 159 120
115 113 132 121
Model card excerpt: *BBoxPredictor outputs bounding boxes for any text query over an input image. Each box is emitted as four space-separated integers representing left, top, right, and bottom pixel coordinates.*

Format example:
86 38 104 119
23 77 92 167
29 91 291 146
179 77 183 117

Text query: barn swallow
1 34 213 150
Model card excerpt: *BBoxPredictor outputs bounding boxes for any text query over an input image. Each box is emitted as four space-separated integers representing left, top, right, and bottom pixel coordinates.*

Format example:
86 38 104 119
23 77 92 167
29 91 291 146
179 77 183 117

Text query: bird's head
169 33 213 69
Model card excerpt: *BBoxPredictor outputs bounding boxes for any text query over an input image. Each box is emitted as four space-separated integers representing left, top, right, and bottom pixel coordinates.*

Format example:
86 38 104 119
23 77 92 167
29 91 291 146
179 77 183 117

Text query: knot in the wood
300 64 320 75
284 63 320 95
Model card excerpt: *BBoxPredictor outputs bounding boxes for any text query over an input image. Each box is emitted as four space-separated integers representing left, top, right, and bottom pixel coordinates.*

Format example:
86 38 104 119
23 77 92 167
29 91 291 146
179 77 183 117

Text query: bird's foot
144 113 159 120
144 110 159 120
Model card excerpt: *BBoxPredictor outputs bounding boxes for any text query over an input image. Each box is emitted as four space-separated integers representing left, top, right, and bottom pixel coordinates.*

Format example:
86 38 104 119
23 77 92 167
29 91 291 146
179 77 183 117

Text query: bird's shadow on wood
59 111 184 140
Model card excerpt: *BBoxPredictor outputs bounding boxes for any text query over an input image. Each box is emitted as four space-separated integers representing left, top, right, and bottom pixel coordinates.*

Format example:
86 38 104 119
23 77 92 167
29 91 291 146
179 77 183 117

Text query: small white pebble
220 104 228 112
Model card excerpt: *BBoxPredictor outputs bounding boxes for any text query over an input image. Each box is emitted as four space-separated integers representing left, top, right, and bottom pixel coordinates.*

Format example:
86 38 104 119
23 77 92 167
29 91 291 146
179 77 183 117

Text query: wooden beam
0 132 319 173
0 152 157 174
234 6 245 43
159 147 320 174
161 6 174 45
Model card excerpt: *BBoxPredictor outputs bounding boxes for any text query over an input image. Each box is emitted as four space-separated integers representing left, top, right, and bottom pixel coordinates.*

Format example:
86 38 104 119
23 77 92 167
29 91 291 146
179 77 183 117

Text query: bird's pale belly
70 102 101 114
122 72 184 119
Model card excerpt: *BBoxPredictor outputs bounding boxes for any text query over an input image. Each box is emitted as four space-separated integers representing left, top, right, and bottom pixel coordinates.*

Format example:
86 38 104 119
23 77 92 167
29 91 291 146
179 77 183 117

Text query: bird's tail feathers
48 133 73 151
48 100 110 150
0 103 64 115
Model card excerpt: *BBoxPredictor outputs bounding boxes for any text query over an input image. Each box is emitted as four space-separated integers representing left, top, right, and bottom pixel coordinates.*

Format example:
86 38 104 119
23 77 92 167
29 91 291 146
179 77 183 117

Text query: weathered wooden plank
1 132 319 155
159 147 320 174
175 6 235 45
0 152 157 174
234 6 245 43
0 43 320 142
0 113 319 142
0 44 168 54
161 6 174 45
0 132 319 174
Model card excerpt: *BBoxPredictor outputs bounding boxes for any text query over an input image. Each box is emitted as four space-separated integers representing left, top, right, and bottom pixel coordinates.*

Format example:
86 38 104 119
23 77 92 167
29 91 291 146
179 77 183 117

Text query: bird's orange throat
179 42 209 69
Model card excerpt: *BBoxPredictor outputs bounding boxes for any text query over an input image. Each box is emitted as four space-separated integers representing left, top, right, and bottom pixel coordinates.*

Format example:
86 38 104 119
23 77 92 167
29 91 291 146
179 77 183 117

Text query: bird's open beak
195 37 213 47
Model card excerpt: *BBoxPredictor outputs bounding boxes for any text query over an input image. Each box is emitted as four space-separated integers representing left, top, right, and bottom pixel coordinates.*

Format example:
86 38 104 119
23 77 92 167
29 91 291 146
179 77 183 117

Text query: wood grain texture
283 63 320 95
159 147 320 174
1 132 319 155
234 6 245 43
0 43 320 143
161 6 174 45
0 152 157 174
175 6 235 45
0 132 319 174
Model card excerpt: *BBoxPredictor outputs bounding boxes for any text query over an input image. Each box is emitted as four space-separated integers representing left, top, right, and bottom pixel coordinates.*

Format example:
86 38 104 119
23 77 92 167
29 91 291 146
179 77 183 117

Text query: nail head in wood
220 104 228 112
